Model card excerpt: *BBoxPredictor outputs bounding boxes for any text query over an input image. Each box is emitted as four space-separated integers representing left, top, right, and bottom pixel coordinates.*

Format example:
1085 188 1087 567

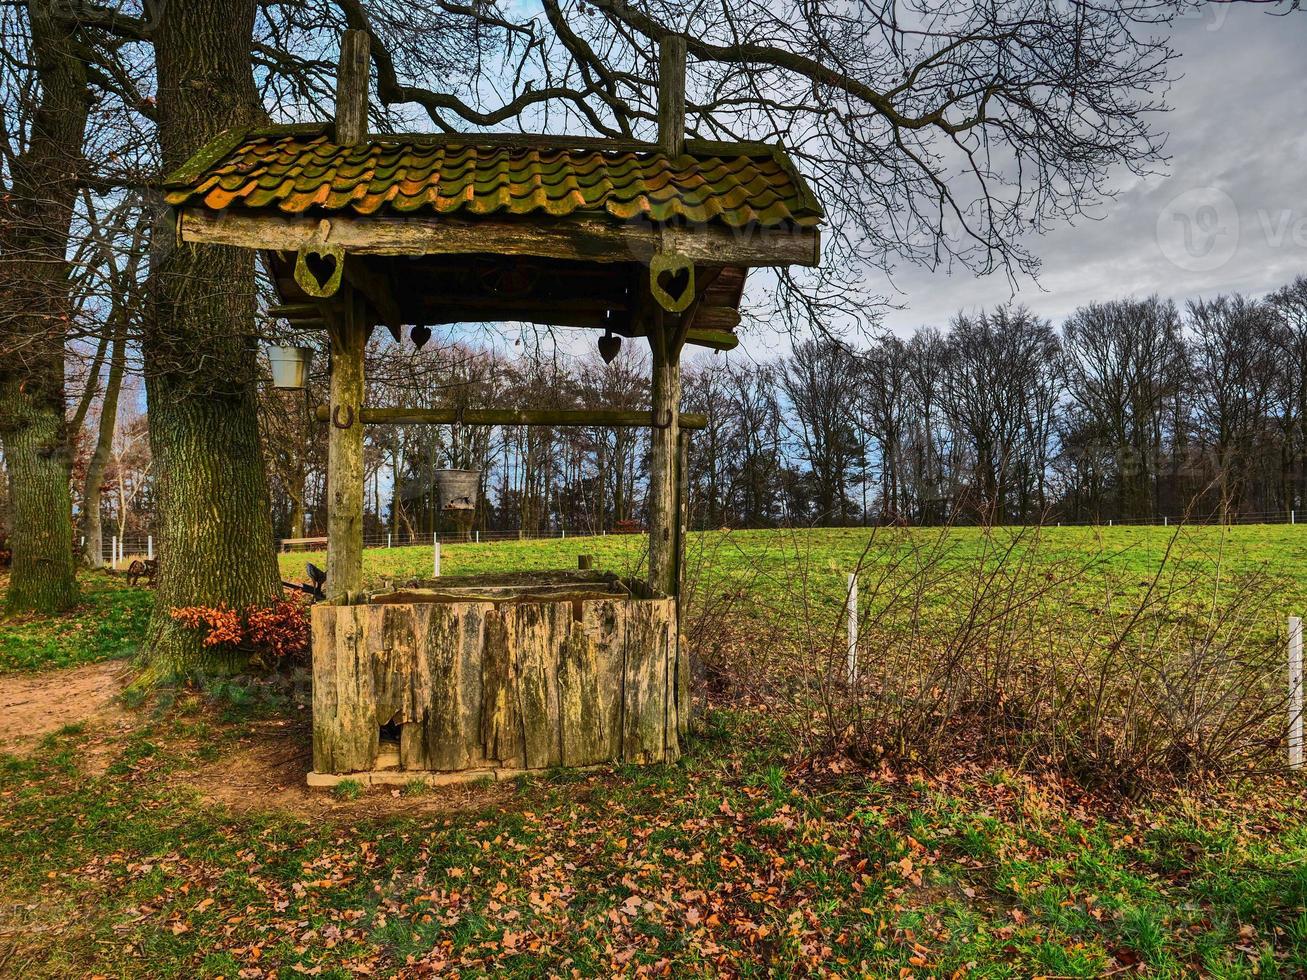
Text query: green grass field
1 525 1306 976
283 523 1307 643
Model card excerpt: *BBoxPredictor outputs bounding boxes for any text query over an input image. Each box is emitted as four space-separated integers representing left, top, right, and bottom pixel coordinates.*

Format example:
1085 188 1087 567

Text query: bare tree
1189 294 1282 521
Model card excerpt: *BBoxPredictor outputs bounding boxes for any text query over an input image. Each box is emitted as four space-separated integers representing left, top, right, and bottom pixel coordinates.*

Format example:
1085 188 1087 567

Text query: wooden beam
311 406 708 430
270 302 322 321
690 307 741 331
646 306 681 598
658 35 687 156
326 287 367 598
685 327 738 352
335 30 370 146
181 208 821 269
341 256 403 328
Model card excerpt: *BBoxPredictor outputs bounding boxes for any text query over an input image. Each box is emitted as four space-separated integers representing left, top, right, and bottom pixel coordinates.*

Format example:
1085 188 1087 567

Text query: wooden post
335 30 370 146
326 288 366 598
658 35 687 156
1291 616 1303 769
674 428 689 599
647 312 681 597
846 573 859 687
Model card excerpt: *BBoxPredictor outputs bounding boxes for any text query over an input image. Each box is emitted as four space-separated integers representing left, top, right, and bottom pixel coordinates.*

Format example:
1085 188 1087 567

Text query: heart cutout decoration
649 252 695 313
598 331 622 364
657 267 691 303
294 242 345 298
411 325 433 349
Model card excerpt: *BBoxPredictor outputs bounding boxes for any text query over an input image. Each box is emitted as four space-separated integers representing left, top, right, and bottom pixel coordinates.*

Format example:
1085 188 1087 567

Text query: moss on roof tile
164 127 822 230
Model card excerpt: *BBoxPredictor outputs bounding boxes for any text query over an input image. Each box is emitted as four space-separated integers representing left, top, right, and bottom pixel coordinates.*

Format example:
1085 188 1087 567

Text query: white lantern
267 345 313 389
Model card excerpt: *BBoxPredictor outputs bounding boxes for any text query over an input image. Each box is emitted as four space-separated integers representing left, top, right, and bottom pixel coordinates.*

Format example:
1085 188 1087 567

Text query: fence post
387 532 392 549
1163 516 1168 527
432 533 441 578
147 535 153 560
1291 616 1303 770
846 572 858 688
475 530 480 543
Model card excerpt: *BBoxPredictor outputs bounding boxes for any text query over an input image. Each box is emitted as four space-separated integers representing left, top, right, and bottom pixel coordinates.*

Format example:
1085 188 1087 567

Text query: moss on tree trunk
139 0 280 681
0 1 91 614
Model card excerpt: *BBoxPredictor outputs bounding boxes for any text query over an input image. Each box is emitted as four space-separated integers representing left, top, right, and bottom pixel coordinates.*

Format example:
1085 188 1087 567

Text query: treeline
242 274 1307 538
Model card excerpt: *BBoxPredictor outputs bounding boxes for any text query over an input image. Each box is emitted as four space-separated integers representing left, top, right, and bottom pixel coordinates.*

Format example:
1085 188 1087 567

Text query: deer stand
162 31 822 786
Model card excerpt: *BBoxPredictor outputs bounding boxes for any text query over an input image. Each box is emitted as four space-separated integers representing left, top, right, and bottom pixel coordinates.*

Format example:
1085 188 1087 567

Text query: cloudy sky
865 4 1307 338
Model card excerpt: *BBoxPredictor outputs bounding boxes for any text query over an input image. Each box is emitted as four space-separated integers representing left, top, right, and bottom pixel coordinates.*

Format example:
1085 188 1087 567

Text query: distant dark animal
282 561 327 602
126 558 158 587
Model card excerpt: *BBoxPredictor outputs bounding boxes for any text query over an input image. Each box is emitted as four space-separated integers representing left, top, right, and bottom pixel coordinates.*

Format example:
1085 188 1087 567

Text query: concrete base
307 767 521 789
306 761 608 789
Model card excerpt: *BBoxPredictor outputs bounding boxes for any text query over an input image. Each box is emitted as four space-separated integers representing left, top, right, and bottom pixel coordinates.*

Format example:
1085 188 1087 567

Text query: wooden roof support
180 208 821 269
658 35 687 156
311 406 709 430
326 286 367 599
335 30 370 146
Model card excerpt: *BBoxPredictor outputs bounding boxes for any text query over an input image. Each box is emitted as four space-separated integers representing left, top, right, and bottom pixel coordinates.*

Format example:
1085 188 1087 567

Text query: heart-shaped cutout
649 253 695 313
305 250 337 290
598 332 622 364
294 242 344 298
657 267 691 303
411 325 432 349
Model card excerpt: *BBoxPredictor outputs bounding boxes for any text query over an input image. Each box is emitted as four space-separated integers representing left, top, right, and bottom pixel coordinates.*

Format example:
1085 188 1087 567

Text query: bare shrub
683 523 1293 797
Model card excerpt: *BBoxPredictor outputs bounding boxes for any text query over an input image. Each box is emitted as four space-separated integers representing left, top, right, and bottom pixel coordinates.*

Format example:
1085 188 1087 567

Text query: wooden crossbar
312 406 708 430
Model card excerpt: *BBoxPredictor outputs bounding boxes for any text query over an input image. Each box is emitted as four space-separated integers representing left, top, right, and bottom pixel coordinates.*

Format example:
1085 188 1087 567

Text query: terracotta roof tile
164 127 822 230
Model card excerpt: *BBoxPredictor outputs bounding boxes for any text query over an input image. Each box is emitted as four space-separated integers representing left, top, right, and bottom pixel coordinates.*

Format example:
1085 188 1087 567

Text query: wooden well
310 571 688 785
162 29 822 788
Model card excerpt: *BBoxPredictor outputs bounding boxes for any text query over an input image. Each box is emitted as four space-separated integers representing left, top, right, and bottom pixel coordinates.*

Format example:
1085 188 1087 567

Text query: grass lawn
1 526 1305 976
0 570 152 672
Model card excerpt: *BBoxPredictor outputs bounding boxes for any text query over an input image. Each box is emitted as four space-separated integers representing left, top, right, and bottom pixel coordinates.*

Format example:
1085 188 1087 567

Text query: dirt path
0 660 132 754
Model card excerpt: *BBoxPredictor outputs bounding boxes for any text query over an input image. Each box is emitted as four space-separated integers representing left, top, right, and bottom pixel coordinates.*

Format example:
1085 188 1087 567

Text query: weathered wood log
325 288 366 597
334 31 370 147
310 585 682 775
311 406 709 430
177 207 822 269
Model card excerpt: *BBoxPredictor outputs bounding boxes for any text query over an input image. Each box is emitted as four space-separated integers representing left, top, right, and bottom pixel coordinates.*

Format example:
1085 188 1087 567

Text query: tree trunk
82 311 128 567
140 0 281 680
0 2 91 613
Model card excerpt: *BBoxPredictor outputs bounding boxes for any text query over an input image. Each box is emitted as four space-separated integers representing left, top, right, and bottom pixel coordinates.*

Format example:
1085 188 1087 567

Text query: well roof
164 125 823 230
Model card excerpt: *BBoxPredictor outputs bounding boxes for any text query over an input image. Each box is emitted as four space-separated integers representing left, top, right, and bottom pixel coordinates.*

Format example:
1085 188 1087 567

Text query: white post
562 527 566 540
432 533 441 578
1109 519 1113 527
846 572 858 688
475 529 480 543
1291 616 1303 770
1164 516 1168 527
387 532 392 549
147 535 153 560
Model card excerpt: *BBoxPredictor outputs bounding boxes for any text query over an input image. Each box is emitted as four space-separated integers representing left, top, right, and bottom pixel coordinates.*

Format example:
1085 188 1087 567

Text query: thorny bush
684 523 1293 798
